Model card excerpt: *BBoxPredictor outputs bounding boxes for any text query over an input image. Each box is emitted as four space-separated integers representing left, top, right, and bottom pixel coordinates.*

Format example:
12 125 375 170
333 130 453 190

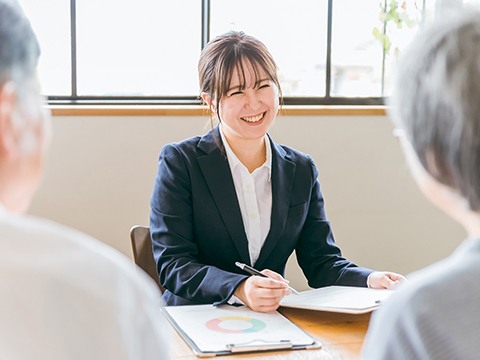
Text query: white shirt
362 237 480 360
220 126 272 266
0 204 170 360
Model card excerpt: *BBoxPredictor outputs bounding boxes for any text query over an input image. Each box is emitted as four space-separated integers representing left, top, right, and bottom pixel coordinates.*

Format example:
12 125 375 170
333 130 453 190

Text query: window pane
331 1 384 97
382 1 423 96
19 0 71 96
423 0 436 27
76 0 201 96
211 0 328 97
332 0 422 97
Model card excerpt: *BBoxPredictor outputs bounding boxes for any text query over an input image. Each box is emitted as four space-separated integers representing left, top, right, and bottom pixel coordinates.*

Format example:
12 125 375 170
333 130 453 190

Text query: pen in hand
235 262 300 295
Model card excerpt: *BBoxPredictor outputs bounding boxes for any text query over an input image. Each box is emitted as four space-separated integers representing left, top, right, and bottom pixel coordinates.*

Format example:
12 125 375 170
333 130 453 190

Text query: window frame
47 0 422 107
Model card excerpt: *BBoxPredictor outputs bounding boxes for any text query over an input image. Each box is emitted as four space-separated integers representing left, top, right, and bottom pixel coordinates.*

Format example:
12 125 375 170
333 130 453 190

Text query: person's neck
224 135 266 173
0 174 29 214
463 211 480 239
0 153 38 214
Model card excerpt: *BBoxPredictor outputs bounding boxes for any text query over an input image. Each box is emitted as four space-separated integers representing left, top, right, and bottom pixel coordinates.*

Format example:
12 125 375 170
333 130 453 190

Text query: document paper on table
163 304 318 354
280 286 394 314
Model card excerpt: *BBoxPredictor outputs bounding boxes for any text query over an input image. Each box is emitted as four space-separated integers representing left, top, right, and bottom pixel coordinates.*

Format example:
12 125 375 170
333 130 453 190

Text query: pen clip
227 339 292 353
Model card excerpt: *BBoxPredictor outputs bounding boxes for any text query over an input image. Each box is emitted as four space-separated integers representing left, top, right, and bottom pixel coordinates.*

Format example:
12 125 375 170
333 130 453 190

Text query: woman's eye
259 84 270 89
229 91 242 96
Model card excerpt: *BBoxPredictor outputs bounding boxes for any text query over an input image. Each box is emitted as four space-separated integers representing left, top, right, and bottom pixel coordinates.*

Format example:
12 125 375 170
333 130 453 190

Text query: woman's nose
244 91 261 110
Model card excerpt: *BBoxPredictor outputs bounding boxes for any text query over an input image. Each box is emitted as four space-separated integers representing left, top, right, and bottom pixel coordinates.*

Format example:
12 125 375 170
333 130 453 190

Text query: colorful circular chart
205 316 266 334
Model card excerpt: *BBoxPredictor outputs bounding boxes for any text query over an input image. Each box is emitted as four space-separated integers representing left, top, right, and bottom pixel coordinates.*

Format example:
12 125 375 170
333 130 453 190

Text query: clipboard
280 286 394 314
162 304 321 357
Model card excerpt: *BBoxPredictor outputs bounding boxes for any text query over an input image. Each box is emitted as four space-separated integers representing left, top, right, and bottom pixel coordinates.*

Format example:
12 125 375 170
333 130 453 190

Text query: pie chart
205 316 266 334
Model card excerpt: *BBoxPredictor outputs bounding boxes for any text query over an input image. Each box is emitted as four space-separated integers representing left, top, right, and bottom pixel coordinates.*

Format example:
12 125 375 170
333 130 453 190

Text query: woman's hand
368 271 406 289
234 269 291 312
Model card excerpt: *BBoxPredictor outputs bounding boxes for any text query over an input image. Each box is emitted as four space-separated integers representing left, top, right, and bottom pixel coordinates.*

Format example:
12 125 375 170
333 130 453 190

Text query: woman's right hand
234 269 291 312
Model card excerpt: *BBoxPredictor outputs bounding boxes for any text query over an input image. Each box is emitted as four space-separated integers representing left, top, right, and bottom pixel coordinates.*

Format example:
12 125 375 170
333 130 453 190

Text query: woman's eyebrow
256 78 269 84
228 78 270 92
227 85 242 92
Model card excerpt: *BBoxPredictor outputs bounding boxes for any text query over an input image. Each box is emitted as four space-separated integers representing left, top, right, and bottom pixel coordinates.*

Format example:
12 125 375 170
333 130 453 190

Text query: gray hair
389 10 480 211
0 0 39 95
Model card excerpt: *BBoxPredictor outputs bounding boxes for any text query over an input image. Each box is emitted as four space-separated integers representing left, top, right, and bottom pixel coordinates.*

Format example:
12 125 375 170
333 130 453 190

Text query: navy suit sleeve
295 156 374 287
150 144 247 305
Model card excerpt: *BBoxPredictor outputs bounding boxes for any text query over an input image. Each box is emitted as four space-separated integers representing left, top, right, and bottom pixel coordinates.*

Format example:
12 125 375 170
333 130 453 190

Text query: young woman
150 31 403 312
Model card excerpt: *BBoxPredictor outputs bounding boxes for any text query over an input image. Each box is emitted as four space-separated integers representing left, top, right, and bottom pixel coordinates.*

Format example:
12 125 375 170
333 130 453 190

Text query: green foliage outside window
373 0 416 57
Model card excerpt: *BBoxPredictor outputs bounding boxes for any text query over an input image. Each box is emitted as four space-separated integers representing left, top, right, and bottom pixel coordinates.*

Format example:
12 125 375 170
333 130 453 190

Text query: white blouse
220 125 272 266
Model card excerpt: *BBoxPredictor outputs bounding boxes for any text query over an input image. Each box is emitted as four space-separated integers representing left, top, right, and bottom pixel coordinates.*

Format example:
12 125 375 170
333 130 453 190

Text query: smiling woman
148 30 404 313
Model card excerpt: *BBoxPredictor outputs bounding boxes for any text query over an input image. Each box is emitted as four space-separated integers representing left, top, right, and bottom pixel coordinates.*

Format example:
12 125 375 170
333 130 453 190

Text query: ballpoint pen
235 261 300 295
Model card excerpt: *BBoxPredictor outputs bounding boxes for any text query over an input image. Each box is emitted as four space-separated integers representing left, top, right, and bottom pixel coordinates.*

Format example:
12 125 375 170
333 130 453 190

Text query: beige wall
29 114 466 291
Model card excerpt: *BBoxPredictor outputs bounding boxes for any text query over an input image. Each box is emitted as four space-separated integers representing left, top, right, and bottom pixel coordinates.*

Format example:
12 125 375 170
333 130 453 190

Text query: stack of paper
280 286 394 314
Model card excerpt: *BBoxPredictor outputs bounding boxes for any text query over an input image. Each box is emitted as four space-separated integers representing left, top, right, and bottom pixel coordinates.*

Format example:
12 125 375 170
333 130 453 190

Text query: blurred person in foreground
0 1 169 359
362 10 480 360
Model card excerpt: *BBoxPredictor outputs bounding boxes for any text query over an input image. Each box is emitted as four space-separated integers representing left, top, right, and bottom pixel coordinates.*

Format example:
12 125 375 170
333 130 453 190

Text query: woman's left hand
367 271 406 289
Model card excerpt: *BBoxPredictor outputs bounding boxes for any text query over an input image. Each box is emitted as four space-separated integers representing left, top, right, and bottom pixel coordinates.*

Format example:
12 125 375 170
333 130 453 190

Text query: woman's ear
201 92 216 113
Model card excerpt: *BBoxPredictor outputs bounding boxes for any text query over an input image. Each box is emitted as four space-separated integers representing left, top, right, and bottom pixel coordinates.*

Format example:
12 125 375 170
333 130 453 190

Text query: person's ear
201 92 216 113
0 81 20 161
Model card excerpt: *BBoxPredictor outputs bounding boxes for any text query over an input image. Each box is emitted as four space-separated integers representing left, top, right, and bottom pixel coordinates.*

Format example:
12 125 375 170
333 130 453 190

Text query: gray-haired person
0 1 169 359
362 10 480 360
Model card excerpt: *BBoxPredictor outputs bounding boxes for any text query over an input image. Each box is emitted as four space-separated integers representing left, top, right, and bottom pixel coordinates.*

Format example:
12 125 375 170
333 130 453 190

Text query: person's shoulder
0 215 169 359
364 250 480 360
165 134 203 151
270 139 318 183
0 214 160 298
271 139 314 165
161 130 216 157
158 133 214 175
381 258 463 319
371 246 480 332
364 240 480 359
406 241 480 302
362 270 441 359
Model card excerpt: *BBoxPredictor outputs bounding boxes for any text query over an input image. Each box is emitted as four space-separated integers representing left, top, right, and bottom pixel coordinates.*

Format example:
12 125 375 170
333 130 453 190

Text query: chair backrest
129 225 165 293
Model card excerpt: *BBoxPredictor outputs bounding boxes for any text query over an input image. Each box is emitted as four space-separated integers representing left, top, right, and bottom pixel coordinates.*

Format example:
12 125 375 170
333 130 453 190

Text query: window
18 0 448 106
20 0 71 96
75 0 201 97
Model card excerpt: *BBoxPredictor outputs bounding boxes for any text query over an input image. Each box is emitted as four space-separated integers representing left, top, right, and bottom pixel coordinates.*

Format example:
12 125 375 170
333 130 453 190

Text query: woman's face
216 62 279 144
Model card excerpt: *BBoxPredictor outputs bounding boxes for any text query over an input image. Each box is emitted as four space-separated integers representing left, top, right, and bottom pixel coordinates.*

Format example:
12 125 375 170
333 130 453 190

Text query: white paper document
163 304 318 355
280 286 394 314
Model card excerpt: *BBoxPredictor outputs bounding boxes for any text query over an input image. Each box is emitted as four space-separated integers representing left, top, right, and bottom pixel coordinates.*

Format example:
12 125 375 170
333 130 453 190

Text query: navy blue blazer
150 126 373 306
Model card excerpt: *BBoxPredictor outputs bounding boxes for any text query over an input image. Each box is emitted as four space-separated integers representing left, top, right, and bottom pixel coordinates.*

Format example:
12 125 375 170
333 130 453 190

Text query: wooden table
169 307 371 359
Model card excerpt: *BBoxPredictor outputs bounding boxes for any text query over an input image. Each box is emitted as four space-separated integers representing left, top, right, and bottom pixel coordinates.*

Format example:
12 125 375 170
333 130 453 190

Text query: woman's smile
241 111 266 123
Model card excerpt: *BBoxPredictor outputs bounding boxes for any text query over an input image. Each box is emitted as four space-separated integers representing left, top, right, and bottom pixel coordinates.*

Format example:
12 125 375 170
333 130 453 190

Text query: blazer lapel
196 126 251 265
255 138 296 269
